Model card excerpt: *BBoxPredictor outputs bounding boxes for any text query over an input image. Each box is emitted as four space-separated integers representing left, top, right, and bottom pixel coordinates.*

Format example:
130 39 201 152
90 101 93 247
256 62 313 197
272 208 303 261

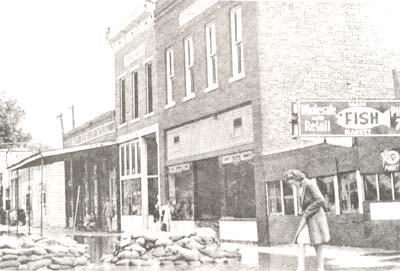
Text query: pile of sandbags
101 227 241 267
0 235 90 270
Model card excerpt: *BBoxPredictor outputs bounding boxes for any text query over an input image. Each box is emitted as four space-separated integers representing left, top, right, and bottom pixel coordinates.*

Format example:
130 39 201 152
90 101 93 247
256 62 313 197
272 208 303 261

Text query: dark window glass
338 172 358 213
268 181 282 214
122 178 141 215
146 63 153 113
283 181 294 215
378 173 392 201
120 78 126 124
363 174 377 201
316 175 335 214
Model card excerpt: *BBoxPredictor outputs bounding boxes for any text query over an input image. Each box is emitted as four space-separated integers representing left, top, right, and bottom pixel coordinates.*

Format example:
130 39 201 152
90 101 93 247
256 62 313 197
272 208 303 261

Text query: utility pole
69 105 75 129
393 69 400 99
56 114 64 147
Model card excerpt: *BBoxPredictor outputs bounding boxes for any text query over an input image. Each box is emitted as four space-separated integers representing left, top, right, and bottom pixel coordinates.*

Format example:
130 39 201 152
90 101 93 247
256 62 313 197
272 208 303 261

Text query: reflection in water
74 236 118 264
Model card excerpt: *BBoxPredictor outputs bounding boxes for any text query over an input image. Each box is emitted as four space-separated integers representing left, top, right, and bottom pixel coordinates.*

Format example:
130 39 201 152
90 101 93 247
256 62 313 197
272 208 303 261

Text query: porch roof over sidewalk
7 141 116 171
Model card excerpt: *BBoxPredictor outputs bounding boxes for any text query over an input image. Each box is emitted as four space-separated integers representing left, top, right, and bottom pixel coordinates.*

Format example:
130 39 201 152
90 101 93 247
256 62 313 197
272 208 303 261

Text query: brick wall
256 1 400 155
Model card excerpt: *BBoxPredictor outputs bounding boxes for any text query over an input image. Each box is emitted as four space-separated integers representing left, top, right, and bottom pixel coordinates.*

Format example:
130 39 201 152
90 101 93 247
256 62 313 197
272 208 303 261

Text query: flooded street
74 236 400 270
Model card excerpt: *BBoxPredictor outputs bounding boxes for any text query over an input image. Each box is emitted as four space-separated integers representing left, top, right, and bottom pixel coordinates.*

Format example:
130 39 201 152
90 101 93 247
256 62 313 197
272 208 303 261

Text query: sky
0 0 143 149
1 0 400 150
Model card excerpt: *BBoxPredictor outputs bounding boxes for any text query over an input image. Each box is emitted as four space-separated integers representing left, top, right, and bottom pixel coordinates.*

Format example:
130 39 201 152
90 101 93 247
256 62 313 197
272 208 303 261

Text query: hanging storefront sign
298 100 400 136
382 149 400 172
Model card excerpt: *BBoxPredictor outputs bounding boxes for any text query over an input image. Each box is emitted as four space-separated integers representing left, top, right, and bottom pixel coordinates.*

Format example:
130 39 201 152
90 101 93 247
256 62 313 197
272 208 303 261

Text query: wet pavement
73 235 400 270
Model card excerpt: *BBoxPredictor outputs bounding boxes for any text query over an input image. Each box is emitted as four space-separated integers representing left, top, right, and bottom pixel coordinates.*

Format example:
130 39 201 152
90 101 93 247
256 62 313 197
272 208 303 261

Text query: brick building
107 4 161 232
151 0 400 248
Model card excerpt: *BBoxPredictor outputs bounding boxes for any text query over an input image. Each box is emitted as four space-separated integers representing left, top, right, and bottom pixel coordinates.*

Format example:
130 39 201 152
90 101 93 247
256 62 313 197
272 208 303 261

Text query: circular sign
383 150 400 165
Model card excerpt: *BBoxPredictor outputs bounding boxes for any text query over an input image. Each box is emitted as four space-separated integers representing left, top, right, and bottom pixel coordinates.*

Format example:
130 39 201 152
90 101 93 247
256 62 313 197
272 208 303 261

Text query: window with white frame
165 48 174 106
131 71 139 119
184 36 195 99
145 62 153 114
338 171 358 213
230 6 244 78
266 181 283 214
119 78 126 124
205 23 217 89
119 141 141 178
316 175 336 214
364 173 397 201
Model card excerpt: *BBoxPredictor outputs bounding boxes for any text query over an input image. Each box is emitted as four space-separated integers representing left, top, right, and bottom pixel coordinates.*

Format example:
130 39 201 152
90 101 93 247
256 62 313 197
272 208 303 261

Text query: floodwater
74 236 400 271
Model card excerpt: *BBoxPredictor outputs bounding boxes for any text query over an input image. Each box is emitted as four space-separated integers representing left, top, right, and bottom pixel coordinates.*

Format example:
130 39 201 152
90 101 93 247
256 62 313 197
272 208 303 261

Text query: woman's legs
315 244 325 271
297 244 306 271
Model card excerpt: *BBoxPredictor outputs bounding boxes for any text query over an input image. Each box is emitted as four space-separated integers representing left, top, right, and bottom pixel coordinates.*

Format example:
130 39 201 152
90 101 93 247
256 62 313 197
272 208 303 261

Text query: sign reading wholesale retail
298 100 400 136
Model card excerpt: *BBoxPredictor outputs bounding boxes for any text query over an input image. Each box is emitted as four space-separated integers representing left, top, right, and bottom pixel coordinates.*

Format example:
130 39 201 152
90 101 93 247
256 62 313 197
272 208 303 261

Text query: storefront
118 130 159 232
262 137 400 249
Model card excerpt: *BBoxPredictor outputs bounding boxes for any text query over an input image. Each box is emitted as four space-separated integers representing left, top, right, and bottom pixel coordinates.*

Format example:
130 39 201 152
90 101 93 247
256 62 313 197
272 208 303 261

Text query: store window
145 62 153 114
338 172 358 213
283 181 294 215
205 22 218 89
363 174 378 201
316 175 335 214
394 172 400 200
167 164 194 220
165 48 175 106
131 70 139 119
230 6 244 77
184 36 195 99
120 140 141 179
121 178 141 215
221 155 255 218
378 173 392 201
119 78 126 124
267 181 282 214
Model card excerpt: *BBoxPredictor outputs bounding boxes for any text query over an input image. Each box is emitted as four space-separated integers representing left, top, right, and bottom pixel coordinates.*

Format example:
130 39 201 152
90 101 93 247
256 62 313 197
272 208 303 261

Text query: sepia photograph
1 0 400 270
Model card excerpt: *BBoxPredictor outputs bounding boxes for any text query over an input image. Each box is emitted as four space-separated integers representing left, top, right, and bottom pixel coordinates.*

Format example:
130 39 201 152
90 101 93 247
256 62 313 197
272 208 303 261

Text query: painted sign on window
382 149 400 172
298 100 400 136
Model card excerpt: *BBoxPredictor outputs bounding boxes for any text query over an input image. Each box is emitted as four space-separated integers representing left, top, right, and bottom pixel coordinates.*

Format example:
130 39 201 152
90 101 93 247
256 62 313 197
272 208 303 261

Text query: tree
0 95 31 145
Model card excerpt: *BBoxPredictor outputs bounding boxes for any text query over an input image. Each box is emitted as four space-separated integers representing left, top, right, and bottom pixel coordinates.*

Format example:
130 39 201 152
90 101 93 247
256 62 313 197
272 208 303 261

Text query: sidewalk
221 243 400 270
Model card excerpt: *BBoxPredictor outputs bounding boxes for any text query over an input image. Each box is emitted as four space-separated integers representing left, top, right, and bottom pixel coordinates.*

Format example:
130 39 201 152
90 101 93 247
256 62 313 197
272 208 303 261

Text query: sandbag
75 256 88 266
0 237 20 249
155 237 173 247
130 259 147 266
136 238 145 247
0 248 20 255
18 264 28 270
17 255 30 264
27 259 51 270
200 255 215 264
173 260 188 266
100 254 113 263
45 245 69 255
170 235 185 242
152 246 168 258
176 247 200 262
215 257 229 264
3 254 18 260
21 238 36 249
220 249 241 258
117 250 139 260
68 247 80 257
126 243 146 255
200 246 224 259
176 237 190 247
160 260 174 266
29 247 47 256
115 259 130 266
185 239 206 250
189 260 202 266
0 260 20 269
51 256 75 266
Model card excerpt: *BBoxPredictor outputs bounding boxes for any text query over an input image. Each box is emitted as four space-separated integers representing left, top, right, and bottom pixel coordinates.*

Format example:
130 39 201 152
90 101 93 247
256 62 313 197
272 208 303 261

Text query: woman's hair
283 169 306 183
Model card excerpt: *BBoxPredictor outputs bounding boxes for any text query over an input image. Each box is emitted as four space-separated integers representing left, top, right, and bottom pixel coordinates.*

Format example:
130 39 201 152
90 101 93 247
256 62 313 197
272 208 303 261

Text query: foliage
0 96 31 145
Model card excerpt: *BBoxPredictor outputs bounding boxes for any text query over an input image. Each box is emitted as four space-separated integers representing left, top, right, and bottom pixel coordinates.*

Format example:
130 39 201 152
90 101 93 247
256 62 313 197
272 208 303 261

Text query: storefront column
333 175 340 215
140 137 149 228
356 170 364 214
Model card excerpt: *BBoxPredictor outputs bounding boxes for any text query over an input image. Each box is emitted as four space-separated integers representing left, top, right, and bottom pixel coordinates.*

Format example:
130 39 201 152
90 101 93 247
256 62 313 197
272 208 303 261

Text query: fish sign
298 100 400 136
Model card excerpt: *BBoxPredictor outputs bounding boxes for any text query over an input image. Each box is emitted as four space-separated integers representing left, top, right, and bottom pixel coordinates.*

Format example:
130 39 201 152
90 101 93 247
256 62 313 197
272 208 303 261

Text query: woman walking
283 169 330 271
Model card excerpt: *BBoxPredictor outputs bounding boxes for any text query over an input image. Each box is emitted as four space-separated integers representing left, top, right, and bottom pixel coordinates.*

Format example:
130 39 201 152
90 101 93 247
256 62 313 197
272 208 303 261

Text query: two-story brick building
107 4 161 232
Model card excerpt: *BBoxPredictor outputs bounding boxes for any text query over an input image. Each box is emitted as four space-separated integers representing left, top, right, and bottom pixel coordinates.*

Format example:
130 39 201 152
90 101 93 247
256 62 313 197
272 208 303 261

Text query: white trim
280 180 285 215
183 93 196 102
391 173 395 200
165 101 176 109
117 123 159 144
228 72 246 84
143 112 155 119
117 72 127 80
333 175 340 215
118 123 127 129
8 141 116 171
356 170 363 214
143 56 153 65
129 64 140 72
130 118 141 124
262 142 324 156
204 83 219 93
293 185 298 216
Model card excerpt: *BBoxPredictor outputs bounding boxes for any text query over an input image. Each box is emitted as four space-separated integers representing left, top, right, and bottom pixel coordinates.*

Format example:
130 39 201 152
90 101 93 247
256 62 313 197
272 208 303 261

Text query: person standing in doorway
103 200 115 233
161 200 173 232
283 169 330 271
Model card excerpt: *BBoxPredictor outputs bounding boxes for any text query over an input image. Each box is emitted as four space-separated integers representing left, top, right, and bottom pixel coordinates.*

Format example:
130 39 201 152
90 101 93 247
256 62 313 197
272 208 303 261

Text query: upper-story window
119 78 126 124
230 6 244 79
165 48 175 107
131 70 139 119
205 23 218 91
145 62 153 114
184 36 195 100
